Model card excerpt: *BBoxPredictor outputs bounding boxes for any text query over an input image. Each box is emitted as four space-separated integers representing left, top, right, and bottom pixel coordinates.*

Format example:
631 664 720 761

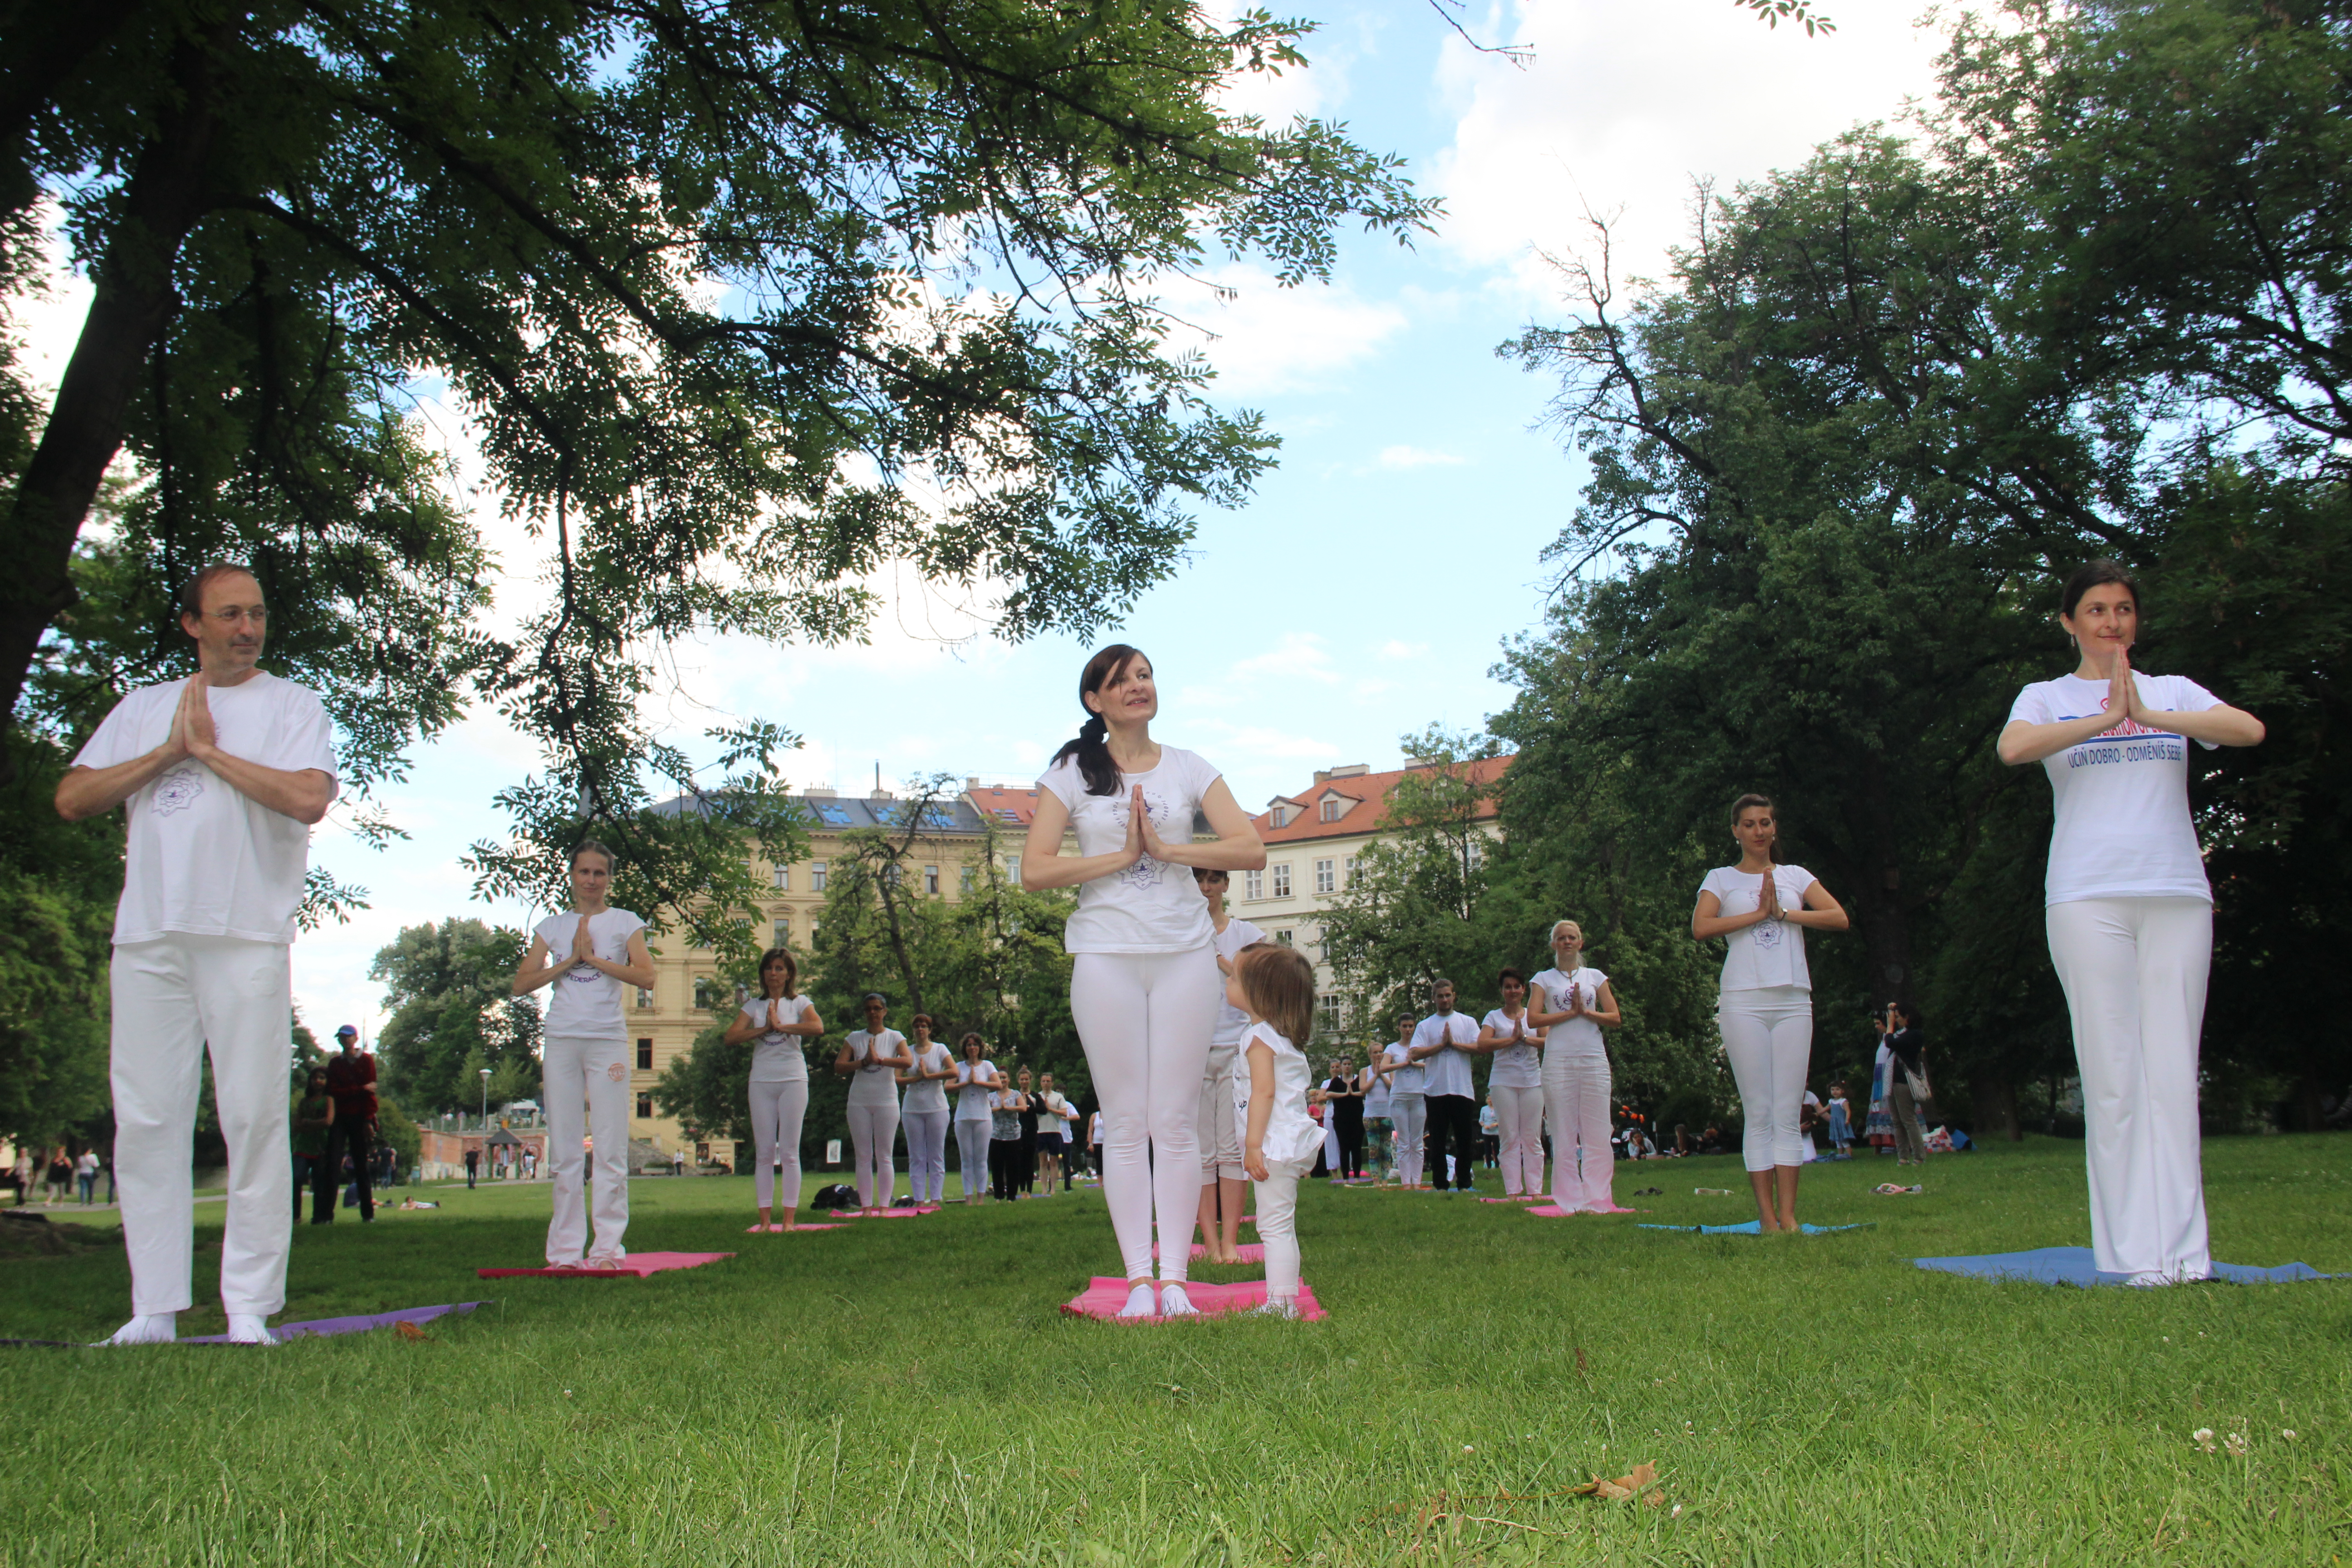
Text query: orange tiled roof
965 783 1046 828
1249 757 1511 845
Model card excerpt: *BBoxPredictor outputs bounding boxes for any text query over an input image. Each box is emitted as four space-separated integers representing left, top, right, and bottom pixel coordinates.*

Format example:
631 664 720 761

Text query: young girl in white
1472 968 1546 1198
722 947 826 1231
833 993 913 1216
1528 921 1624 1214
1021 644 1264 1319
1233 942 1324 1319
510 841 657 1267
897 1014 957 1207
951 1034 1000 1204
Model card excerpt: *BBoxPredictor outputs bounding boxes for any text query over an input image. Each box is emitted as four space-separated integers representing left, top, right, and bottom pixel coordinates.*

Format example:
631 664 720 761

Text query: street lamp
479 1067 491 1129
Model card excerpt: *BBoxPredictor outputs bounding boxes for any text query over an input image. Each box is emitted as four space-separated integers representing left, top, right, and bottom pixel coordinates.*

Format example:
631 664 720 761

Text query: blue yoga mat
1639 1221 1872 1235
1915 1247 2343 1287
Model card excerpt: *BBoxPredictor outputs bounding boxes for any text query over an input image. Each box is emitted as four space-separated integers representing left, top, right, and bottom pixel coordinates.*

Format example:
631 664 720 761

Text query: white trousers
110 935 293 1317
544 1033 631 1264
748 1077 808 1210
1718 987 1813 1172
2047 897 2213 1283
904 1109 950 1204
846 1100 901 1208
1253 1157 1314 1303
1543 1052 1614 1211
1069 948 1219 1283
954 1118 991 1198
1390 1093 1426 1186
1198 1041 1244 1182
1490 1084 1546 1197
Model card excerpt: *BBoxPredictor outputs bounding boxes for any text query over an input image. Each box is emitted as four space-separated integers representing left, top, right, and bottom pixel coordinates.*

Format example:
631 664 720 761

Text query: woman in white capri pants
1021 644 1265 1319
1474 968 1546 1198
1529 921 1623 1213
723 946 825 1231
898 1014 957 1207
1998 559 2263 1283
1692 797 1848 1232
511 841 657 1267
951 1035 1000 1204
834 993 913 1216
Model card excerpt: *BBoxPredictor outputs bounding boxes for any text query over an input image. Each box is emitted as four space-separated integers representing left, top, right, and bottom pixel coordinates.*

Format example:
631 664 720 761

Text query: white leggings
1544 1053 1614 1212
1718 987 1813 1172
1253 1158 1313 1303
903 1109 950 1205
545 1033 631 1264
1069 948 1219 1283
846 1100 901 1208
2048 897 2212 1283
1490 1085 1546 1196
748 1077 808 1210
954 1118 991 1198
1390 1094 1426 1186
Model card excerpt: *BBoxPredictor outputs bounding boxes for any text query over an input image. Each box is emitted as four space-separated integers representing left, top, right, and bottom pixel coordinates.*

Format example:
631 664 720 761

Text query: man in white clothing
57 563 338 1346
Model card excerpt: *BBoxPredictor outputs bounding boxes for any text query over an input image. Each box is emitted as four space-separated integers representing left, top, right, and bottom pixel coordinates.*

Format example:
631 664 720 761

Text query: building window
1270 863 1292 898
1465 839 1485 872
1244 868 1264 901
636 1038 654 1069
924 864 940 895
1004 856 1019 880
693 976 718 1011
809 919 821 942
1343 855 1358 886
772 865 789 890
773 918 789 947
1318 993 1340 1032
636 1094 653 1118
1274 929 1294 946
1314 858 1335 895
636 987 654 1009
960 866 975 894
810 861 827 892
1320 797 1343 823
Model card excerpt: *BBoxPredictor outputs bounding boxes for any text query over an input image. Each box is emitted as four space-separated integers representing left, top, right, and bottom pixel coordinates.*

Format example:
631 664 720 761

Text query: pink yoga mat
1153 1243 1267 1262
745 1224 840 1233
477 1251 734 1279
1060 1276 1326 1321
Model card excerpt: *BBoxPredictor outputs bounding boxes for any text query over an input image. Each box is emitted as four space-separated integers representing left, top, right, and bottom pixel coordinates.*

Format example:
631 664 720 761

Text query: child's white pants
1252 1156 1315 1303
1716 987 1813 1172
1490 1084 1546 1196
110 935 293 1317
1543 1052 1614 1211
846 1100 901 1208
1389 1093 1426 1186
544 1032 631 1263
1069 948 1219 1282
2047 897 2213 1284
747 1078 807 1210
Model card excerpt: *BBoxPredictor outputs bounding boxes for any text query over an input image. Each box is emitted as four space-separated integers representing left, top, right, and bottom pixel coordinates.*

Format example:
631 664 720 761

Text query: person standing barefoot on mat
1376 1009 1429 1188
1192 866 1264 1261
1998 559 2263 1284
951 1034 1000 1204
1232 943 1325 1319
1529 921 1623 1214
59 562 339 1345
1406 981 1481 1195
835 993 912 1216
512 841 657 1267
1692 796 1848 1232
1021 645 1264 1318
1474 970 1545 1199
725 947 824 1231
898 1015 957 1208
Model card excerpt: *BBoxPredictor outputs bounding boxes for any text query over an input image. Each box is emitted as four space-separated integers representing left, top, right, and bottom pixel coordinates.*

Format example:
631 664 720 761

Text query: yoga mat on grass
1915 1247 2345 1287
1639 1221 1871 1235
1060 1276 1326 1321
745 1224 840 1233
1153 1243 1267 1263
183 1302 486 1343
1528 1204 1637 1217
478 1251 733 1279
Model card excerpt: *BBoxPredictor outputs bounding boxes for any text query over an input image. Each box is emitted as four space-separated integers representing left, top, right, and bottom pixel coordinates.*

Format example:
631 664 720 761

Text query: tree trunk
0 29 224 736
1971 1073 2022 1142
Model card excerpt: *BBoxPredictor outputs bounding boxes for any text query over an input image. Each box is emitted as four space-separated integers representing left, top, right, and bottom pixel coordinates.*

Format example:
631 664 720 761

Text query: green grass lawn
1 1136 2347 1567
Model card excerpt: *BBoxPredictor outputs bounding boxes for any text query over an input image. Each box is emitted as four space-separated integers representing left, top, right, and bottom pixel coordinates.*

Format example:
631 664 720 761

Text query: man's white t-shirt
534 907 647 1037
1034 1090 1074 1136
902 1043 955 1114
1697 865 1819 993
742 995 815 1083
2007 672 2224 906
954 1059 999 1122
1531 967 1609 1061
1038 745 1222 954
74 672 340 945
1383 1038 1425 1096
1412 1011 1480 1098
1208 915 1267 1048
1480 1009 1542 1089
843 1029 908 1108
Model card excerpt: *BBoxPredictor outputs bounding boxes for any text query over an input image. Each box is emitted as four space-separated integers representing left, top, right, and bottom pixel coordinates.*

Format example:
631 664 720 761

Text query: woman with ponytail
1021 646 1265 1318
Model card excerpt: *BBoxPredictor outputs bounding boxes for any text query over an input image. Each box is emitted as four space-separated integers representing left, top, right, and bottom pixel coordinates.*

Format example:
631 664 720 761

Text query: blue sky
20 0 1953 1032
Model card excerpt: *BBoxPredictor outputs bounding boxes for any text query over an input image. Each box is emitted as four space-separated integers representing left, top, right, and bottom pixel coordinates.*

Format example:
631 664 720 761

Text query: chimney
1330 763 1370 778
965 776 980 791
806 786 837 798
1313 769 1332 784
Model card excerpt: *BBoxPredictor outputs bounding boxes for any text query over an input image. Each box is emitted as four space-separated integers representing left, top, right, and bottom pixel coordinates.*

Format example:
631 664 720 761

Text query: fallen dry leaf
1568 1461 1657 1503
396 1321 428 1342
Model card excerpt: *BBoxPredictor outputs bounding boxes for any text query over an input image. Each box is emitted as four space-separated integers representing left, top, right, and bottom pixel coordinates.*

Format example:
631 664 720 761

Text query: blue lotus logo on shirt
152 767 205 816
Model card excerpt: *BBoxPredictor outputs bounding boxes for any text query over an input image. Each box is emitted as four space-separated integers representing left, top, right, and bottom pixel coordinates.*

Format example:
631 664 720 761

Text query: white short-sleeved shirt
74 672 341 945
1383 1039 1425 1096
1481 1009 1542 1088
1232 1021 1323 1168
2007 673 2225 906
1038 746 1223 954
743 994 815 1083
902 1042 954 1115
1361 1064 1393 1119
954 1058 999 1121
1697 865 1819 993
1411 1012 1481 1098
843 1029 907 1108
1209 915 1267 1047
1531 966 1610 1060
1034 1090 1074 1135
534 907 648 1037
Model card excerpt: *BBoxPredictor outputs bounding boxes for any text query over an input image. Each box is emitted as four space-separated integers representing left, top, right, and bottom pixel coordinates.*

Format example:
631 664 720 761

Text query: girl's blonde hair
1235 942 1318 1049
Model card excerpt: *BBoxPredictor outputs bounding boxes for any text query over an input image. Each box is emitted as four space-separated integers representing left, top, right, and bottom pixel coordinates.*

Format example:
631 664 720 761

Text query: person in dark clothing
318 1024 377 1222
1884 1003 1931 1166
290 1068 333 1220
1325 1058 1365 1180
1014 1067 1040 1196
463 1145 480 1188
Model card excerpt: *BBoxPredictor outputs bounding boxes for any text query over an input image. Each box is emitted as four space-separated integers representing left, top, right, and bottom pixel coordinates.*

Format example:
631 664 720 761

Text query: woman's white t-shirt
954 1059 998 1122
901 1042 954 1114
1209 915 1267 1048
1697 865 1818 993
1383 1039 1425 1096
1232 1021 1324 1168
843 1029 907 1108
1038 745 1223 954
1532 967 1609 1061
743 995 815 1083
2006 672 2225 906
534 908 648 1036
1481 1009 1542 1088
1361 1064 1393 1119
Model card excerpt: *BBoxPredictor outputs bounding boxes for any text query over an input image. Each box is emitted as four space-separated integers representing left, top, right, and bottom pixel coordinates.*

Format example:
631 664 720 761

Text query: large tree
368 917 542 1117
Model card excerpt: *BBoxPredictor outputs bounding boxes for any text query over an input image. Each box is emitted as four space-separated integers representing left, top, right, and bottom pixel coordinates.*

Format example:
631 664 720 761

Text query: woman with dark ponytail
1021 646 1265 1318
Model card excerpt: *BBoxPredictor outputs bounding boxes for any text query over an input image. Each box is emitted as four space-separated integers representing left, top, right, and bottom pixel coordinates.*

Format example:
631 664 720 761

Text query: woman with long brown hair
722 946 825 1231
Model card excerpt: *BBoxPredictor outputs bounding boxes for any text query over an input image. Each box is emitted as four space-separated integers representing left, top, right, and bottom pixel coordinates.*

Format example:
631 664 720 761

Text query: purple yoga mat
181 1301 485 1343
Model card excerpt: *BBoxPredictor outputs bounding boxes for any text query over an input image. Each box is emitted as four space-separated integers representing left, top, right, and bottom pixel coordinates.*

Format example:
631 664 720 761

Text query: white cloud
1379 639 1431 662
1377 444 1467 469
1157 263 1409 397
